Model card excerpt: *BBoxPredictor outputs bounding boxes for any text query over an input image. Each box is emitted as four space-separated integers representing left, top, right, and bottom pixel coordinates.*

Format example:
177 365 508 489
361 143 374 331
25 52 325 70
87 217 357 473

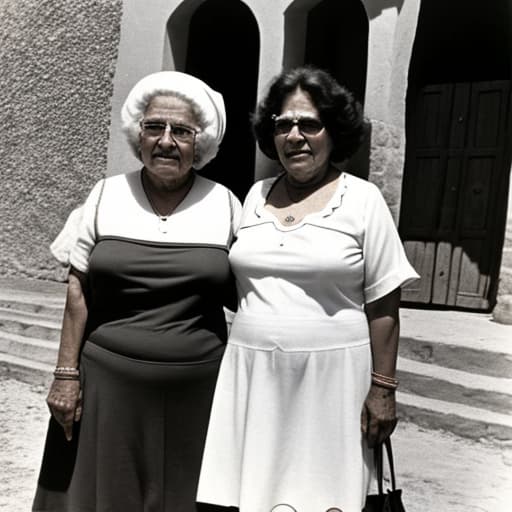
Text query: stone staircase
396 307 512 442
0 277 511 443
0 278 65 386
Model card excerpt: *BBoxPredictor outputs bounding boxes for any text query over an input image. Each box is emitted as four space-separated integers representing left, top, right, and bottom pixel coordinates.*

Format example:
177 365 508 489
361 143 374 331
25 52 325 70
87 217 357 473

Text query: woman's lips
285 150 311 159
153 154 179 160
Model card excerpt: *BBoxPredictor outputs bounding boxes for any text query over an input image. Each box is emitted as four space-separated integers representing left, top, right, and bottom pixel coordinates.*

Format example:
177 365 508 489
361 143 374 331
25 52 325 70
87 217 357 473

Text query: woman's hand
46 378 82 441
361 383 397 448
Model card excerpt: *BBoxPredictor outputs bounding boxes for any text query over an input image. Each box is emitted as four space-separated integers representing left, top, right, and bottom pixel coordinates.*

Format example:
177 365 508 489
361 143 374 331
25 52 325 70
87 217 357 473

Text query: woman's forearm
365 288 401 377
55 267 88 369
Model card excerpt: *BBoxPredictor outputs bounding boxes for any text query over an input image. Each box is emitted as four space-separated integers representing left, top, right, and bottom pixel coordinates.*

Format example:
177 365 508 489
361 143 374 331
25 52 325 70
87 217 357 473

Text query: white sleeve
228 190 243 241
69 179 105 273
363 184 419 303
49 205 85 266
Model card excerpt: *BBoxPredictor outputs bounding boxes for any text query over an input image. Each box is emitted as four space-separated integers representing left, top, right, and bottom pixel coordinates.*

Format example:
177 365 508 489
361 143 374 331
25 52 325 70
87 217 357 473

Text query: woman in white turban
33 71 242 512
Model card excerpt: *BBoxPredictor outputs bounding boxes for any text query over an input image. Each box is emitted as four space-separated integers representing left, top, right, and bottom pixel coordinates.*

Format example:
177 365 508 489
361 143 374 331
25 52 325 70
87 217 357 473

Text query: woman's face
273 87 333 185
139 95 199 186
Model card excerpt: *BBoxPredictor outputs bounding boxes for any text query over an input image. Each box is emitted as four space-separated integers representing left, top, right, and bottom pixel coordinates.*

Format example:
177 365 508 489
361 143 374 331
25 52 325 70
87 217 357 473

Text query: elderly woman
33 71 241 512
197 66 419 511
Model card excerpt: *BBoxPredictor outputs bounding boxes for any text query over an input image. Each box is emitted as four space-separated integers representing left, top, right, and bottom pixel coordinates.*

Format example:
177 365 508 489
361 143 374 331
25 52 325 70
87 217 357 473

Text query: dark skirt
33 341 223 512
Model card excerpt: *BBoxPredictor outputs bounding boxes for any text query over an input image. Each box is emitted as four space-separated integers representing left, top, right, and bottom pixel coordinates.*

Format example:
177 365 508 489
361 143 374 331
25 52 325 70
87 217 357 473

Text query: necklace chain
281 168 337 224
140 171 193 234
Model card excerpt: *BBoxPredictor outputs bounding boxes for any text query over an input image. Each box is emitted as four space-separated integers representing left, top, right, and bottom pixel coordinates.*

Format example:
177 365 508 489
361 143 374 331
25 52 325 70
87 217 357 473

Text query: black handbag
363 438 406 512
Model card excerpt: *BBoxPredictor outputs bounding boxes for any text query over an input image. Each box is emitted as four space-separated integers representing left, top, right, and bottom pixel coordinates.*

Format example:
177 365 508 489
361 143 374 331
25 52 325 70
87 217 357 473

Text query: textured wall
0 0 122 281
493 225 512 323
368 120 405 223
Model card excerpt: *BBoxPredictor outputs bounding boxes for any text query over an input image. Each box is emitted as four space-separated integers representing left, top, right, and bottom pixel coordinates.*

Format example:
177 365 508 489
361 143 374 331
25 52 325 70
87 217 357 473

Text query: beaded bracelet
371 371 399 390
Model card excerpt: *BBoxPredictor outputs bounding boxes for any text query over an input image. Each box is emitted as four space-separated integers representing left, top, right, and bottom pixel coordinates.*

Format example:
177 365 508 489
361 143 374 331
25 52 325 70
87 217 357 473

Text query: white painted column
106 0 181 177
364 6 398 122
248 1 291 180
361 0 421 220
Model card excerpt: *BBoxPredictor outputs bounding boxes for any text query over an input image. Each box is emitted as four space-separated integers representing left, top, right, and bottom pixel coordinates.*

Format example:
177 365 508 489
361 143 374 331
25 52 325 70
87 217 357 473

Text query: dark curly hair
252 65 367 162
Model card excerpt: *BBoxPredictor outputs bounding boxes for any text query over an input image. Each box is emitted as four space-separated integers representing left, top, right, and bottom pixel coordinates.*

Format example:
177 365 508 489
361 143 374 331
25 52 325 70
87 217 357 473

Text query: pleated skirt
197 313 374 512
33 341 221 512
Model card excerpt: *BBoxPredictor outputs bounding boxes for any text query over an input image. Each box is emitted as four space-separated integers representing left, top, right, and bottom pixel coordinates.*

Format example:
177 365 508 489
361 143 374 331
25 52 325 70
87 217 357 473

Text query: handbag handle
374 437 398 494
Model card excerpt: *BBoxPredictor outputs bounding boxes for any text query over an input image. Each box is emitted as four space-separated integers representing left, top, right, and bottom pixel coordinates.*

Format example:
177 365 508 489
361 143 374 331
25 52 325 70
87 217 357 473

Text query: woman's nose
285 124 305 141
158 125 177 146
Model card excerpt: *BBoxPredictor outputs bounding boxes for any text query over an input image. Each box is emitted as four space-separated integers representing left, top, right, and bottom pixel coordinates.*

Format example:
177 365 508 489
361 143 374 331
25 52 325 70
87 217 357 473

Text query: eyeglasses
272 114 324 136
140 120 197 143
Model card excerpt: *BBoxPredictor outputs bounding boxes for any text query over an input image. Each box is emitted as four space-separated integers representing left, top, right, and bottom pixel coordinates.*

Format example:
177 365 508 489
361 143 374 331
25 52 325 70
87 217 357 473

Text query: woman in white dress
197 66 419 512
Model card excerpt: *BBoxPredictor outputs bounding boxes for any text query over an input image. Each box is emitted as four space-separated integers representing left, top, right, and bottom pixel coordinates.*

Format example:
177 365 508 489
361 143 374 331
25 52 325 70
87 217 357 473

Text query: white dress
197 172 419 512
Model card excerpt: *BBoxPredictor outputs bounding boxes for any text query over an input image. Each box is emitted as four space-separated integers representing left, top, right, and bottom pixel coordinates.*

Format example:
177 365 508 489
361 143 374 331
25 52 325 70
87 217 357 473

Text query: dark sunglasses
272 115 324 136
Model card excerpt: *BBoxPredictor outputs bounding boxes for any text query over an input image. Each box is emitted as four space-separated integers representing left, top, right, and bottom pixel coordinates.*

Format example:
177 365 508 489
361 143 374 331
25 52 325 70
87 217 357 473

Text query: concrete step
399 336 512 379
0 278 64 384
0 353 53 387
0 296 64 317
396 355 512 441
0 280 65 308
0 307 62 341
0 329 58 365
396 308 512 442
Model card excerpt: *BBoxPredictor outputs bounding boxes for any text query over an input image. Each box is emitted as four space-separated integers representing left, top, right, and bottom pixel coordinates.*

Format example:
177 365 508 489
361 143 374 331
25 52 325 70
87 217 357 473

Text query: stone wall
493 224 512 323
0 0 122 281
368 120 405 222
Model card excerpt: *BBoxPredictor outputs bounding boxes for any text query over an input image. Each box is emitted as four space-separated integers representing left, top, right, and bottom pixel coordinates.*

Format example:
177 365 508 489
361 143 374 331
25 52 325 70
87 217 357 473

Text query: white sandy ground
1 377 511 512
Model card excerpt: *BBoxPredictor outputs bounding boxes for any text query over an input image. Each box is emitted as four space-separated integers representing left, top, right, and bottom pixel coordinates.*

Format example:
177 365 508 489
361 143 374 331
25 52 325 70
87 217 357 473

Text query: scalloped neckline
255 172 348 231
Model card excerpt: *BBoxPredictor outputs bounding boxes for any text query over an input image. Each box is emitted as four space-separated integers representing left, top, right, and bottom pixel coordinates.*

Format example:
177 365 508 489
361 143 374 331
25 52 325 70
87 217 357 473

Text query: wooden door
400 81 511 309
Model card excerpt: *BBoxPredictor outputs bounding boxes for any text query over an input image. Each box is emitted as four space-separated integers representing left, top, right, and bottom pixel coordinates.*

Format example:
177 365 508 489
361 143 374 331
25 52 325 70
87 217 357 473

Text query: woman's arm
46 266 88 441
361 287 401 448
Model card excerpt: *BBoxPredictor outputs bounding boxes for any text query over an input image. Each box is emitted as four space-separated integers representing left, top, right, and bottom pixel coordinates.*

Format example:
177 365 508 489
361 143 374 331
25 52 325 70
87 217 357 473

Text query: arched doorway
302 0 370 178
304 0 368 105
400 0 512 310
178 0 259 202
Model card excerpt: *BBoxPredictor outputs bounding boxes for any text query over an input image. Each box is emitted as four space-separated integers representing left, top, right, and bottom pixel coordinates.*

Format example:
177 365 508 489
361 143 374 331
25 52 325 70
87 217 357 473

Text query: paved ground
1 376 511 512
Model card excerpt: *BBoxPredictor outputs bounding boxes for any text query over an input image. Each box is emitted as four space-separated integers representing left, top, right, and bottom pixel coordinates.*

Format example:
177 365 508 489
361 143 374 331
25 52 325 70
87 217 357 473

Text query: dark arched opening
304 0 368 105
303 0 369 179
184 0 259 201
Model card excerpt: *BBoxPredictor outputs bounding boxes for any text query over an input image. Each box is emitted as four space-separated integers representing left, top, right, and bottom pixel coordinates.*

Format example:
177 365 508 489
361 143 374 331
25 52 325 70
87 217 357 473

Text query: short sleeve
363 184 419 303
228 190 243 242
49 204 85 266
69 179 106 273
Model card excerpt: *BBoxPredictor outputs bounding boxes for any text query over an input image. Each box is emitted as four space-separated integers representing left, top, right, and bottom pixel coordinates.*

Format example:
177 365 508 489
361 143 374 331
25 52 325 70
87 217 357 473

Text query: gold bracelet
371 371 399 390
54 373 80 381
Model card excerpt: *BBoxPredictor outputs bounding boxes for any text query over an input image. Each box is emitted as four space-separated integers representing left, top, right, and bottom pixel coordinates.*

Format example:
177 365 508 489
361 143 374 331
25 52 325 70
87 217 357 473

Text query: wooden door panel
452 240 490 309
401 241 435 303
470 84 507 148
415 85 453 148
438 156 462 233
432 241 452 304
446 246 462 306
402 156 444 235
459 156 493 233
400 80 510 309
448 83 470 148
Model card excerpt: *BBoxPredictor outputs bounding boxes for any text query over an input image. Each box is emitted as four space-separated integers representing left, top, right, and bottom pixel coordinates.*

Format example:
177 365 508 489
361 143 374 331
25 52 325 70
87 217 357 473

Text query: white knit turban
121 71 226 169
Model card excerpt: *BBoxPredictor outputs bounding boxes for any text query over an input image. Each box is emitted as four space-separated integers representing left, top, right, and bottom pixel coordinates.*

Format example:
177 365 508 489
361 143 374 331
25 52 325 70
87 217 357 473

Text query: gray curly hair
121 71 226 170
